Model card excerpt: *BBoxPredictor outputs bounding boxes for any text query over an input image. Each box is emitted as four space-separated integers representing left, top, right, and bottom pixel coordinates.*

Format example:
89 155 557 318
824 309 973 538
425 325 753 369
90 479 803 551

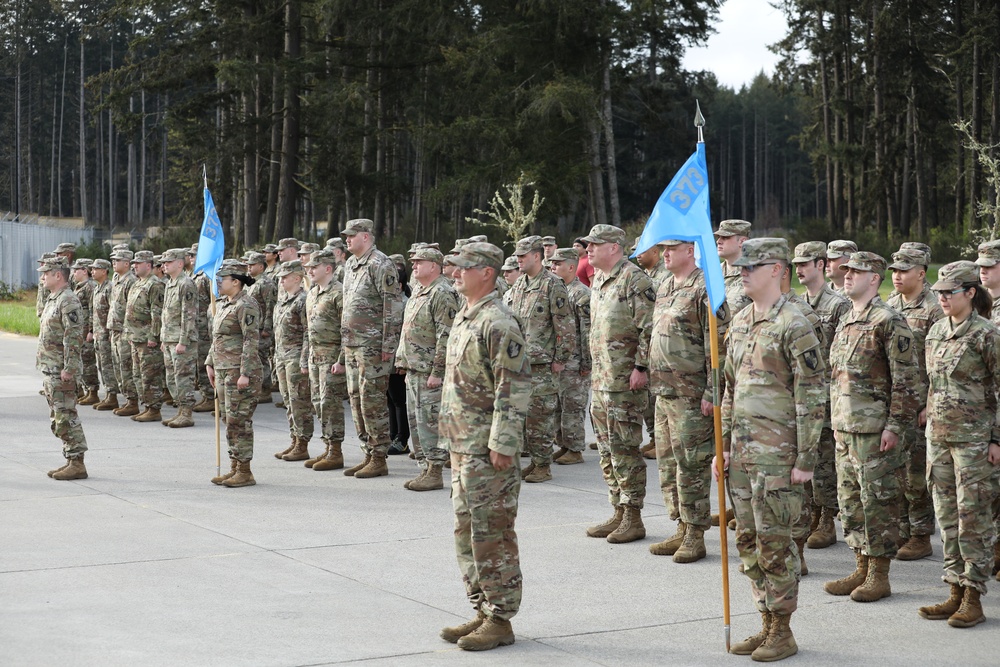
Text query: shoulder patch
68 310 79 324
556 296 566 310
245 313 256 326
448 308 457 320
385 273 396 286
897 335 910 354
803 348 819 371
644 287 657 302
507 338 522 359
185 292 193 301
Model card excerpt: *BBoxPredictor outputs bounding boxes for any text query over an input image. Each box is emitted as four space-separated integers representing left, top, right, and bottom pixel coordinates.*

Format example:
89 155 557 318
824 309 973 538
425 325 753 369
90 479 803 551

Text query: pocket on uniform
762 473 800 529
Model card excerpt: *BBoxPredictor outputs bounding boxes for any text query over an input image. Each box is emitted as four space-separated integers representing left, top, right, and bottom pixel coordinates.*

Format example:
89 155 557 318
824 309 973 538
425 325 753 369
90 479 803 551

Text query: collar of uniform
47 285 69 301
722 260 741 277
594 256 629 287
943 312 978 340
316 280 334 295
456 291 499 323
843 295 883 324
415 274 446 296
353 245 377 267
279 288 303 303
751 291 792 325
671 266 703 290
523 270 547 290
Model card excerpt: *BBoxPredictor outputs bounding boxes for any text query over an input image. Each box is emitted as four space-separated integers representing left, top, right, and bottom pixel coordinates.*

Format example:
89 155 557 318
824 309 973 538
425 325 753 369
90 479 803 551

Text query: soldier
501 256 520 306
635 237 670 460
246 252 277 403
297 242 321 269
918 261 1000 627
792 242 850 550
975 240 1000 324
339 218 403 478
825 252 920 603
437 242 529 652
54 242 76 275
648 239 730 563
271 259 314 462
714 219 752 315
717 238 825 661
583 224 654 544
825 240 858 295
262 243 280 281
207 260 262 487
124 250 166 423
90 259 120 410
886 245 945 560
395 246 459 490
108 248 140 417
152 255 165 281
541 235 557 259
159 248 198 428
36 252 55 317
301 250 349 471
325 237 348 285
507 235 572 483
37 257 91 481
71 259 101 406
186 244 216 413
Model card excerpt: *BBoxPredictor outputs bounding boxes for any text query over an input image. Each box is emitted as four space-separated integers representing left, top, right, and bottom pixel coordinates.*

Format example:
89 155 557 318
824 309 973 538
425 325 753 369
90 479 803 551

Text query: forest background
1 0 999 261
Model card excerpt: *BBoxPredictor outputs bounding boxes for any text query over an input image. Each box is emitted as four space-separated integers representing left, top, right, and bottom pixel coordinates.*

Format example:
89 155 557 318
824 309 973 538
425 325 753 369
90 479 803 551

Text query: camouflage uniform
192 269 215 401
160 263 199 409
396 264 458 469
557 270 591 454
73 273 100 393
108 260 138 401
975 243 1000 561
641 258 671 446
91 269 117 395
247 263 277 391
825 240 857 296
37 278 88 459
125 262 166 412
274 275 313 441
302 264 347 449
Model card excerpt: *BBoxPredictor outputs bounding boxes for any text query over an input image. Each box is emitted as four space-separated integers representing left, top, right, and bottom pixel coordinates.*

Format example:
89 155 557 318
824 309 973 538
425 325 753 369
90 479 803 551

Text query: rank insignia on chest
803 349 818 370
507 340 522 359
897 336 910 353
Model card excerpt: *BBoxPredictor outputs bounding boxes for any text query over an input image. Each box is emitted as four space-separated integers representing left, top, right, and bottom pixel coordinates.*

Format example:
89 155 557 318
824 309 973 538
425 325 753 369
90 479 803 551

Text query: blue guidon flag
194 186 225 297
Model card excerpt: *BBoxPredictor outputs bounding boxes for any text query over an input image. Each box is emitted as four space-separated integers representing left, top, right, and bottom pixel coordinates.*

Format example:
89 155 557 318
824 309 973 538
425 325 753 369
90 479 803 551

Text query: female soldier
271 260 313 461
206 260 262 488
919 261 1000 627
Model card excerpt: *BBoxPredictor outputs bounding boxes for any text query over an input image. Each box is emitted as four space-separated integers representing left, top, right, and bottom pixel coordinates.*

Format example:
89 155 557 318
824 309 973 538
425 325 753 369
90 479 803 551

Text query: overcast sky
681 0 789 89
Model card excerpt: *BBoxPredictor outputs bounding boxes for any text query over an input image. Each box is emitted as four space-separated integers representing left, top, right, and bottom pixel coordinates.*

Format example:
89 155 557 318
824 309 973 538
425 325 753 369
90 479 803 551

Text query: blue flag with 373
194 187 225 297
632 143 725 313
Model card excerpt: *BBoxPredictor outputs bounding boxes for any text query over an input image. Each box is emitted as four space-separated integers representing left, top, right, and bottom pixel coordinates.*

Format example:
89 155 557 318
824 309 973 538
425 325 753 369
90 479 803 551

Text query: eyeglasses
739 262 778 275
935 287 967 300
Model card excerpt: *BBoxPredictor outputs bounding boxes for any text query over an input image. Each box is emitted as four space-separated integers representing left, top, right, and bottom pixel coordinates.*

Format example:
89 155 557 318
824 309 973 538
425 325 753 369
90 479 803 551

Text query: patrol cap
410 247 444 264
791 241 827 264
657 239 690 247
276 260 305 278
468 235 488 244
549 248 580 263
297 243 320 256
340 218 373 236
111 243 130 252
37 251 56 262
501 256 520 271
541 236 557 246
152 255 163 267
216 259 253 282
444 242 504 273
932 260 980 291
187 244 198 256
888 247 930 271
110 249 134 261
975 240 1000 267
325 237 345 251
277 237 299 250
161 248 188 263
37 257 69 272
131 250 155 264
262 243 279 254
840 251 886 275
92 259 112 271
581 224 626 246
54 242 77 254
388 253 406 266
826 240 858 259
450 239 469 254
245 251 266 266
714 219 751 238
408 242 430 253
514 235 544 256
732 237 790 267
71 258 93 270
303 249 337 268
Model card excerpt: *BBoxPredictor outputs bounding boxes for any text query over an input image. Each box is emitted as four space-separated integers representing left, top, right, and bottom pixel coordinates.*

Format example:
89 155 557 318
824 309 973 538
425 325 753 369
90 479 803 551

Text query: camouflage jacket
107 271 137 332
925 313 1000 443
564 278 591 373
73 279 96 336
341 245 403 352
36 286 84 377
273 288 308 363
991 298 1000 326
804 284 850 358
829 296 921 435
650 268 729 402
589 257 655 392
205 289 261 375
247 274 277 339
91 279 112 338
302 280 344 366
439 293 530 457
722 292 826 470
494 276 508 299
333 262 345 287
886 285 945 405
36 278 50 318
192 271 213 337
160 273 198 345
124 275 164 345
644 261 671 292
507 269 572 366
723 261 751 315
395 275 458 377
263 263 280 282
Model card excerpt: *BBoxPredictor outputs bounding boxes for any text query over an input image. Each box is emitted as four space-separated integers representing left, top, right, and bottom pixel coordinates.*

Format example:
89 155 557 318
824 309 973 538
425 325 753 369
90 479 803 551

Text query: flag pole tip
694 100 705 128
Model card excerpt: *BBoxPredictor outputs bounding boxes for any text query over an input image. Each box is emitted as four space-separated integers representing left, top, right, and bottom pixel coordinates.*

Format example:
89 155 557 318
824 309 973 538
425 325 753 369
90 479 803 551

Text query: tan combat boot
640 442 656 460
404 467 429 490
440 609 485 643
168 407 194 428
896 534 932 560
673 526 707 563
806 507 837 549
52 454 88 481
409 464 444 491
282 437 311 462
192 396 215 413
711 507 735 526
161 408 180 426
354 454 388 478
313 443 344 471
114 398 140 417
78 389 100 406
258 387 272 403
133 406 162 423
524 464 552 483
850 556 891 602
344 454 371 476
456 617 515 651
586 507 624 538
47 459 71 478
649 521 686 556
555 450 583 465
520 462 535 479
94 392 119 411
162 387 174 407
795 538 808 576
751 613 797 662
222 460 256 487
809 504 821 534
305 442 329 468
607 506 645 543
824 550 869 596
918 584 964 620
730 611 771 655
211 459 239 485
948 587 985 628
552 447 569 461
274 437 296 459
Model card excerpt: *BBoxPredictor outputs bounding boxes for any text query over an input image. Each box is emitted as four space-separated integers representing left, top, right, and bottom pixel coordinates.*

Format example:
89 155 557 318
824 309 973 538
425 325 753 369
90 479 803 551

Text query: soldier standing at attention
634 238 670 460
262 243 280 281
124 250 166 423
541 236 558 260
825 252 920 602
271 259 314 462
90 259 120 411
886 245 945 560
583 225 654 544
108 248 140 417
72 259 101 406
339 218 403 479
301 250 349 471
501 256 520 304
918 261 1000 627
159 248 198 429
438 242 529 652
325 237 348 285
508 235 572 483
974 240 1000 579
714 220 752 316
38 257 91 481
247 252 277 403
717 238 826 661
824 240 858 295
207 260 262 488
186 245 217 413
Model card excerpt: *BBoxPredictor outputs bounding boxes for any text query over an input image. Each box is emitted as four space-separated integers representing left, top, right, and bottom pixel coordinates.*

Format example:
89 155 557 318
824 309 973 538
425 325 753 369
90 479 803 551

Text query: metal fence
0 213 95 288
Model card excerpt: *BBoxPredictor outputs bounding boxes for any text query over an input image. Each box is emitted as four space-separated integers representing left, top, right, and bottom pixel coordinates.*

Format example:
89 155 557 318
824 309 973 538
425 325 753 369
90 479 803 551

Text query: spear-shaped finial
203 164 208 190
694 100 705 144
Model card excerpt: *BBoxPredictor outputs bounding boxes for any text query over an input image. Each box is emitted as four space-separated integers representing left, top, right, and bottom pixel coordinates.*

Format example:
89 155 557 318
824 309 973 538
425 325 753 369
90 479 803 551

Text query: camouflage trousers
81 339 99 391
793 426 839 539
195 331 214 400
309 352 347 445
258 336 274 391
591 389 647 509
835 431 900 558
898 426 935 539
130 342 164 410
405 371 446 467
275 356 313 440
163 343 197 408
730 462 803 615
110 330 137 400
928 440 996 594
94 334 119 394
643 389 655 443
344 346 390 456
216 367 261 462
556 370 590 453
451 451 522 621
42 372 88 459
654 395 714 528
525 364 559 467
